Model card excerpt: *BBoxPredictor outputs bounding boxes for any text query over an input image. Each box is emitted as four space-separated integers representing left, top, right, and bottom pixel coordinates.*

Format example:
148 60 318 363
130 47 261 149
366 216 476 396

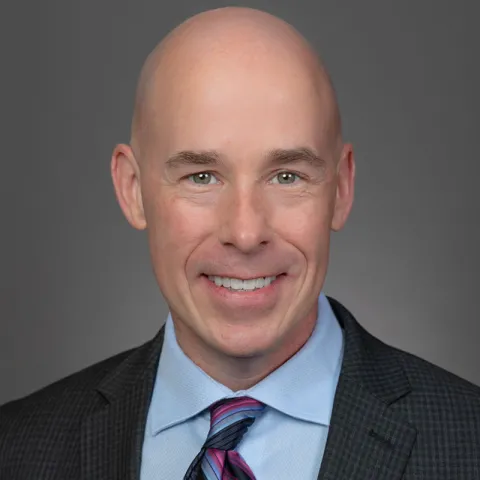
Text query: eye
187 172 219 185
271 171 301 185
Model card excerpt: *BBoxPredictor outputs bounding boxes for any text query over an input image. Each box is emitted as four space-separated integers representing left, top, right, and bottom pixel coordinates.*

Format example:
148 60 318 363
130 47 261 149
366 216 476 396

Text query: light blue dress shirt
140 293 344 479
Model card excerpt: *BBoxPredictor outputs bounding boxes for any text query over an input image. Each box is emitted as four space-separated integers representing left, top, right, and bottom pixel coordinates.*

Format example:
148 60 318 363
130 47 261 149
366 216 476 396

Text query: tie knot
205 396 266 451
210 396 265 427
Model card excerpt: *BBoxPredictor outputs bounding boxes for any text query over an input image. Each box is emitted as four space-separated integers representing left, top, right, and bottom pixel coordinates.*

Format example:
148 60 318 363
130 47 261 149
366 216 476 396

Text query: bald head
130 7 342 157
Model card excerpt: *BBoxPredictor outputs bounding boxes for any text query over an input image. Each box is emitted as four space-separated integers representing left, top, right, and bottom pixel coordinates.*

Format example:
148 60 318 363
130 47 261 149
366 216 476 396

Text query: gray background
1 0 479 405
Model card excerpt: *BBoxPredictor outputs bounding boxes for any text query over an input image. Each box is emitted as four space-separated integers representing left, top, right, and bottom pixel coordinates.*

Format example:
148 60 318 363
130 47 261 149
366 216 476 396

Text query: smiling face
111 8 354 378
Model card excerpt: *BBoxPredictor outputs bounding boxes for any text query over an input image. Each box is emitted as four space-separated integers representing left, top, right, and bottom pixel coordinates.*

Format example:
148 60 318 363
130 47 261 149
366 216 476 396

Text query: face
112 53 354 364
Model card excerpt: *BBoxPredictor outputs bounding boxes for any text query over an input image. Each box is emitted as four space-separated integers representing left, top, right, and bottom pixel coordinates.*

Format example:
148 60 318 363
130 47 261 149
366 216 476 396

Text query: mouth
203 273 286 292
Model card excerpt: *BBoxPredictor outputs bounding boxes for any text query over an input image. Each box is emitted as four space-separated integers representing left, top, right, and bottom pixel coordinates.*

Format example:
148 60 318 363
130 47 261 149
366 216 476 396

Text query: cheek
270 197 333 258
146 195 213 270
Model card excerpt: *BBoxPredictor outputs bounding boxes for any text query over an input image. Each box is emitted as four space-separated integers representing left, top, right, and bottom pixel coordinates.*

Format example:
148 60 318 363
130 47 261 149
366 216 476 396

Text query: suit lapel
318 298 417 480
317 374 417 479
80 328 165 480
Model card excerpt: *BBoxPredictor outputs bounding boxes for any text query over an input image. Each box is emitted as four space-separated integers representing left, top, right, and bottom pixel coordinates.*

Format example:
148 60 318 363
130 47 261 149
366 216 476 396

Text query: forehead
145 49 335 161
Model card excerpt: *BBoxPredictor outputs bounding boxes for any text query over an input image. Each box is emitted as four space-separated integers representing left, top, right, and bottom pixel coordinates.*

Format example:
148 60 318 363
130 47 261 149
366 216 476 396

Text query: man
1 6 479 480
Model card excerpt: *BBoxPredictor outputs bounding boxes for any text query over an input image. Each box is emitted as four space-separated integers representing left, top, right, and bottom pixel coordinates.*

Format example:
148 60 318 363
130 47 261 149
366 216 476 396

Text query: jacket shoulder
364 328 480 441
1 347 135 416
329 296 480 407
387 339 480 404
0 346 137 471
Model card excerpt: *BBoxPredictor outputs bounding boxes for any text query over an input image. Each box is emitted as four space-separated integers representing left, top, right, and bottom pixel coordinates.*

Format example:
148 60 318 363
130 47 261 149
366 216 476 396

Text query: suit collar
95 327 165 403
80 328 165 480
328 297 412 404
317 297 417 480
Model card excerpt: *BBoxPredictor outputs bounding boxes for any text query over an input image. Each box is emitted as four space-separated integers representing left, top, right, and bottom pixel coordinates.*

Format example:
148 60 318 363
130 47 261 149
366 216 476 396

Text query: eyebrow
267 147 327 170
164 147 327 171
165 150 220 169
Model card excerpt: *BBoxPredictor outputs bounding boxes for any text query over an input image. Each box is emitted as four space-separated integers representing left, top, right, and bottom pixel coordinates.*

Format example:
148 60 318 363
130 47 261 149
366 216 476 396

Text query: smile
207 275 277 291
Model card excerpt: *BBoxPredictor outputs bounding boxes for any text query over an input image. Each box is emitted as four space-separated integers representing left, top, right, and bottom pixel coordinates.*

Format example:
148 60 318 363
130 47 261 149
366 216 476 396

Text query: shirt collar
149 293 344 436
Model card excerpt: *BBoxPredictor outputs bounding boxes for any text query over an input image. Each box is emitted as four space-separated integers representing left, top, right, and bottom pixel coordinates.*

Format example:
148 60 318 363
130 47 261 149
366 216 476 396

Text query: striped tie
184 396 266 480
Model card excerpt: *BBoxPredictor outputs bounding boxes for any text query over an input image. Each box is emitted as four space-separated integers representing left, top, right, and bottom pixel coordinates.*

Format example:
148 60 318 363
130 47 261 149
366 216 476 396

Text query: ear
331 143 355 231
110 144 147 230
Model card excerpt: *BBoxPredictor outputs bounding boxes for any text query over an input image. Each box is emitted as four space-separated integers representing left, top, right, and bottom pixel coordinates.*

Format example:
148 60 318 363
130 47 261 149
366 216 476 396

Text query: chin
219 345 268 359
213 331 278 359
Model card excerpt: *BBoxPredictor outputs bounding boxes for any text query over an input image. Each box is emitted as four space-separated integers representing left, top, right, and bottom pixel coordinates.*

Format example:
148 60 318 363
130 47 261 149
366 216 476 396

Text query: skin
111 7 355 391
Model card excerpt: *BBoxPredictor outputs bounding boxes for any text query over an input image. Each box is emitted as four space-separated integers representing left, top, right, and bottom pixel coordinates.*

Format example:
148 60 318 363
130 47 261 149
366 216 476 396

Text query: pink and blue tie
184 396 266 480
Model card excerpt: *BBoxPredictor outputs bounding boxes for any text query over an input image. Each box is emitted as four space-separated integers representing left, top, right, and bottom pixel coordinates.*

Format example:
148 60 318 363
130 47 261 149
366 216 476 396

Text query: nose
218 184 271 253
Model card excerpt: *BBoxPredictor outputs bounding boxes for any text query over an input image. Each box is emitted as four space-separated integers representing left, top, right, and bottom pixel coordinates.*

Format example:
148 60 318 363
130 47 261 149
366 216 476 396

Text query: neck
173 311 317 391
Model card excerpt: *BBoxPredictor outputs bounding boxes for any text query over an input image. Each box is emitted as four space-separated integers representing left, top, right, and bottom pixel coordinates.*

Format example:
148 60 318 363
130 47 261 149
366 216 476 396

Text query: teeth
207 275 277 291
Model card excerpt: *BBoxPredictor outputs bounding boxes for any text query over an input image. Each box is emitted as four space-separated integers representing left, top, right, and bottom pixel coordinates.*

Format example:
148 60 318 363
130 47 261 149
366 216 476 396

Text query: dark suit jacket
1 298 479 479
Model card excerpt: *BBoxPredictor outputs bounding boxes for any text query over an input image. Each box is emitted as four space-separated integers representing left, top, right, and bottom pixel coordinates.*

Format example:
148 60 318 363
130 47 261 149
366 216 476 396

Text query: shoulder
388 340 480 415
359 312 480 417
329 296 480 423
382 343 480 475
330 296 480 404
332 296 480 474
359 319 480 441
0 347 135 467
1 347 134 418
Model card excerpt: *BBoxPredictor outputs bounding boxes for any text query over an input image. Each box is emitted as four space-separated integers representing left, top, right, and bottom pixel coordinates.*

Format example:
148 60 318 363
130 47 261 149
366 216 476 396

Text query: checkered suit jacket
1 297 479 479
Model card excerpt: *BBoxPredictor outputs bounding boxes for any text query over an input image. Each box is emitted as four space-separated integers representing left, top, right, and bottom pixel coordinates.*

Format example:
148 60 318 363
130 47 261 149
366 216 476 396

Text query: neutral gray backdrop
1 0 479 405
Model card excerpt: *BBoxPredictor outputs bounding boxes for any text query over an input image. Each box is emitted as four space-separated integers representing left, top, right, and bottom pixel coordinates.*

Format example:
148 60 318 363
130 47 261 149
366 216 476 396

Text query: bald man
1 7 479 480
